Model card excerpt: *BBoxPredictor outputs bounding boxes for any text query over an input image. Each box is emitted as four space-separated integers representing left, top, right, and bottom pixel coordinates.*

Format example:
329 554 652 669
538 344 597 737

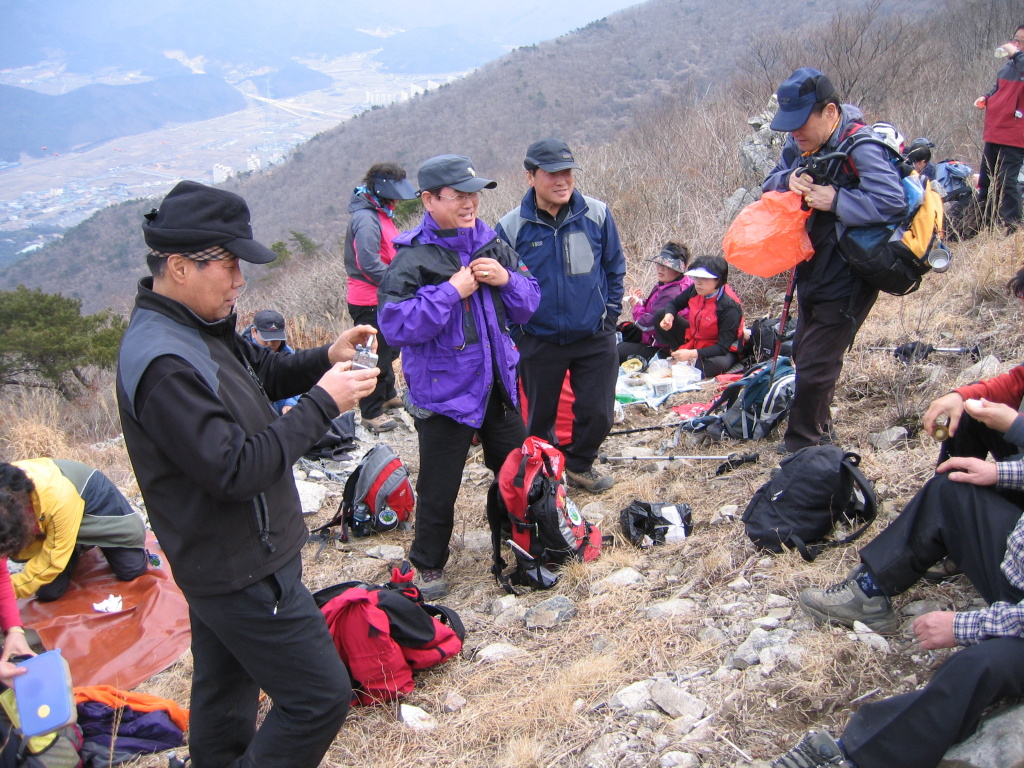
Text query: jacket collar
134 277 238 338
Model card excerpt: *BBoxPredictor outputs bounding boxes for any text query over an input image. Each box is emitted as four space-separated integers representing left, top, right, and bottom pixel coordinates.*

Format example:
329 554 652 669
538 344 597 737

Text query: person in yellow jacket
0 459 147 601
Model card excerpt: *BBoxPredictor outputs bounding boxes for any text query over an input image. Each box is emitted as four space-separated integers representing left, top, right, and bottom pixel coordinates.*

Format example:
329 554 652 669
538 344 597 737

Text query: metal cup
927 248 951 273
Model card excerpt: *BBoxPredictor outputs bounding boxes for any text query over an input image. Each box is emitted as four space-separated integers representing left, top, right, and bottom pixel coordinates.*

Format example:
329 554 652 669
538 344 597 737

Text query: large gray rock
650 681 706 720
940 703 1024 767
294 478 328 515
580 733 639 768
525 595 576 629
608 679 654 712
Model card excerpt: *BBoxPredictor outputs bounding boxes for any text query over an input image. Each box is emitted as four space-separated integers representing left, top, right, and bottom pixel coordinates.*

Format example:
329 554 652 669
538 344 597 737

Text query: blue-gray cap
417 155 497 194
770 68 835 132
370 175 417 201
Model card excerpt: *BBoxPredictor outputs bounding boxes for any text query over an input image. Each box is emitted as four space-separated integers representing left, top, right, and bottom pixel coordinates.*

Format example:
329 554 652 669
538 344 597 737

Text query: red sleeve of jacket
954 365 1024 408
0 559 23 632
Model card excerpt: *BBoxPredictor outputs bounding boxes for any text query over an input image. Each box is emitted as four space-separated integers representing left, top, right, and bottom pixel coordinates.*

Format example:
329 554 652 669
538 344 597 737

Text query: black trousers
184 555 351 768
348 303 399 420
518 331 617 474
978 141 1024 230
409 392 526 572
843 472 1024 768
939 410 1023 464
784 290 876 450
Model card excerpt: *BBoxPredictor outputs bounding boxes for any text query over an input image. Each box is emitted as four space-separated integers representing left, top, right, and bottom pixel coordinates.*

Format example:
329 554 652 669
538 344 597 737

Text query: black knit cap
143 181 276 264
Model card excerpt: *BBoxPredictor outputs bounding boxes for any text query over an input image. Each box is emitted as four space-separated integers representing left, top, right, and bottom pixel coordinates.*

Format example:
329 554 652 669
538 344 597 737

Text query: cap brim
224 237 278 265
256 329 286 341
770 106 813 132
684 267 719 279
375 178 418 200
450 178 497 193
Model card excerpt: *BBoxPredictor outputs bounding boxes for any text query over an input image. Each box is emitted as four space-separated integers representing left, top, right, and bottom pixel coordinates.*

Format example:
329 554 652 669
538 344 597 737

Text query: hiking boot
565 468 615 493
772 731 852 767
363 414 398 434
414 568 448 601
799 566 899 634
383 396 404 411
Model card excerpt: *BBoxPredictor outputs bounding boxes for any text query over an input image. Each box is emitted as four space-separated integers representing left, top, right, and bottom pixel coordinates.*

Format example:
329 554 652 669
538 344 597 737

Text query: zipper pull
273 601 279 616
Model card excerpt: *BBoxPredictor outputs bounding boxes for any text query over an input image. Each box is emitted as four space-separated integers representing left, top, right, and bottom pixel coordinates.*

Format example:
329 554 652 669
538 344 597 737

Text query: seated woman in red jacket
654 254 744 378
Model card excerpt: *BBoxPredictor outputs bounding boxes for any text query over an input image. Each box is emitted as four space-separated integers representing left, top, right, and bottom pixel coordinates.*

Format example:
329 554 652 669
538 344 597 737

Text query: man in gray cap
762 69 905 453
116 180 380 768
496 138 625 493
378 154 539 599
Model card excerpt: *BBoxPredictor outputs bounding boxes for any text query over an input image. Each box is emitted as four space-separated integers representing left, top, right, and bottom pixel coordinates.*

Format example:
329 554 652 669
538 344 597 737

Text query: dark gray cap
253 309 287 341
524 138 581 172
417 155 497 194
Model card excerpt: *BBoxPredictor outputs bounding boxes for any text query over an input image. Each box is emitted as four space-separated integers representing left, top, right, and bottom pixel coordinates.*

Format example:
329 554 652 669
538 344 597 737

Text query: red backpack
488 437 603 592
310 443 415 554
315 564 464 705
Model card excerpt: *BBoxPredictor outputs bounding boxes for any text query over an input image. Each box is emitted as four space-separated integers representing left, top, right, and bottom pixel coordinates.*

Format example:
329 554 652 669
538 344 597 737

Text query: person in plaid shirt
771 271 1024 768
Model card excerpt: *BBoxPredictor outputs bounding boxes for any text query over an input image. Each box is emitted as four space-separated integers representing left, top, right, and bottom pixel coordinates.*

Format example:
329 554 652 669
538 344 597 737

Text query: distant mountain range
1 0 935 311
0 75 247 162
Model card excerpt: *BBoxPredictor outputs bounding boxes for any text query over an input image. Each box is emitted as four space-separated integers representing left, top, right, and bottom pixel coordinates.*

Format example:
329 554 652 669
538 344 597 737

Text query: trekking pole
608 423 681 437
770 267 797 381
599 452 759 475
868 342 982 364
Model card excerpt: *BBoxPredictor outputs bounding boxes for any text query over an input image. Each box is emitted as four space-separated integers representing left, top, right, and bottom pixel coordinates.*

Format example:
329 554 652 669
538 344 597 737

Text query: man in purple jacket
762 68 906 452
377 155 541 599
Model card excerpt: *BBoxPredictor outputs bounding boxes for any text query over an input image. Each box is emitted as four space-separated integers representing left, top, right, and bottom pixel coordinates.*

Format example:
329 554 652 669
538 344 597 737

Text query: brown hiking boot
362 414 398 434
564 467 615 493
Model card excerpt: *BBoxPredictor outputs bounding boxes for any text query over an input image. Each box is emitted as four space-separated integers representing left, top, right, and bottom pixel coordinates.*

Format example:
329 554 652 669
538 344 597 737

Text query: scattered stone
698 626 728 644
646 599 697 619
765 593 791 609
620 446 659 458
664 714 700 737
476 643 524 662
659 751 700 768
651 681 706 720
595 567 645 593
399 704 437 731
580 501 608 526
608 679 654 712
457 530 492 552
940 701 1024 768
490 595 518 616
579 733 637 768
849 622 892 654
592 635 616 653
868 426 909 451
441 692 467 713
493 605 528 628
307 467 328 481
727 576 751 592
730 627 795 669
959 355 1002 385
719 504 739 519
464 466 493 486
364 544 405 561
903 599 946 617
634 709 667 727
525 595 576 629
294 479 328 515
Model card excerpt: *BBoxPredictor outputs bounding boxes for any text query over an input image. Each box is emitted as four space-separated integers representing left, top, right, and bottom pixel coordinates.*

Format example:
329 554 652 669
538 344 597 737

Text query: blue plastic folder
12 649 76 737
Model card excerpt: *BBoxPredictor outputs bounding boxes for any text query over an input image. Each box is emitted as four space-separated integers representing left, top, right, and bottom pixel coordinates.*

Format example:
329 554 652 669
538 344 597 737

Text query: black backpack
742 445 877 562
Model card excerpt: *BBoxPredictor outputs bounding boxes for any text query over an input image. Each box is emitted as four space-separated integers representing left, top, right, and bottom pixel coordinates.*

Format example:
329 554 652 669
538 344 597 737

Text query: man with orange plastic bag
762 68 906 453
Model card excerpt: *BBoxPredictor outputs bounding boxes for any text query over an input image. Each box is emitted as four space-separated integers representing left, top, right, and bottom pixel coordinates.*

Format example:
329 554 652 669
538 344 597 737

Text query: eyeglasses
435 192 479 203
1013 38 1024 46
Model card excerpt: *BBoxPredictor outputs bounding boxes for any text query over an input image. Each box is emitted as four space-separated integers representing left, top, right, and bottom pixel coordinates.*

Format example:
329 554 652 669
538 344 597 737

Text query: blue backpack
935 160 973 201
694 358 796 441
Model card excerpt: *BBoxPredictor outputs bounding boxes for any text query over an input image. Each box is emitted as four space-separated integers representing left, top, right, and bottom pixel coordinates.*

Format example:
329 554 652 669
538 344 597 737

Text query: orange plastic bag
723 191 813 278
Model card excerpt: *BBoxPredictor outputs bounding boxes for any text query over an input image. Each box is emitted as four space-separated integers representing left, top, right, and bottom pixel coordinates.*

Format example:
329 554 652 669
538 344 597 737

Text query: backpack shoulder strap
795 451 878 561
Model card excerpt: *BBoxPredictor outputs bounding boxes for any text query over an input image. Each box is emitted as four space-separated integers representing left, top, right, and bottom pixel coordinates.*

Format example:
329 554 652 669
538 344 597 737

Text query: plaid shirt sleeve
953 460 1024 645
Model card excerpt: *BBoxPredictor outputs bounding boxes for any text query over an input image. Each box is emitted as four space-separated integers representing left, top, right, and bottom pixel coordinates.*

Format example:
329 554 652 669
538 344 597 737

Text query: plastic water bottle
996 46 1011 58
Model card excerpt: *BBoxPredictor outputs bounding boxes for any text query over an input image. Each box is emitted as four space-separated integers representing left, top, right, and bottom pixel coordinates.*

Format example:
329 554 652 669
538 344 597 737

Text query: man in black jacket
116 181 380 768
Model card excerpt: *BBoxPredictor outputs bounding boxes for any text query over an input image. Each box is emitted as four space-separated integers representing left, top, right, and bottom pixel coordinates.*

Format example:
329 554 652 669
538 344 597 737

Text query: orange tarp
18 533 191 690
